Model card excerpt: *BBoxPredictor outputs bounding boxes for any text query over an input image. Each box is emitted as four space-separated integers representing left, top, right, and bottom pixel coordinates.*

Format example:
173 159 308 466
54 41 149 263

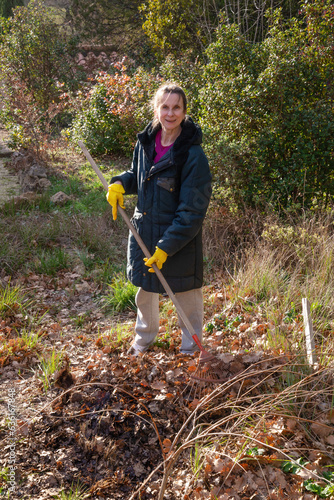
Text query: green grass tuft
104 273 137 313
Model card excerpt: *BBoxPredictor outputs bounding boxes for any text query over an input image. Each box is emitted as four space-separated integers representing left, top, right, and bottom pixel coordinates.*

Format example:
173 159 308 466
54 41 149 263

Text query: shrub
0 0 24 18
140 0 210 58
199 0 334 211
67 61 162 156
0 1 83 153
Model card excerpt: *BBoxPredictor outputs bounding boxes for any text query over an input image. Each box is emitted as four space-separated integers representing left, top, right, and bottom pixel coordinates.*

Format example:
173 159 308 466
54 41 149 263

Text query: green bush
67 63 162 156
0 1 83 152
0 0 24 18
140 0 211 58
199 0 334 211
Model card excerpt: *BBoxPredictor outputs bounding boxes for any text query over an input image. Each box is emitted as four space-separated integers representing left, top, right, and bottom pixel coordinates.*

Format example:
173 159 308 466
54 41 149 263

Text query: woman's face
156 92 186 133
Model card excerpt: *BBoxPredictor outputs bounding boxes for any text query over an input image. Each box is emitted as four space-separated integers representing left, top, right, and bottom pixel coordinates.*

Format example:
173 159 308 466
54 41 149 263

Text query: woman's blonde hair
151 83 187 129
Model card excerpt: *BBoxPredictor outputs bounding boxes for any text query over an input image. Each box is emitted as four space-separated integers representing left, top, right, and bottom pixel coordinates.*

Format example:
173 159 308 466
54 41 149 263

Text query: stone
10 151 34 172
50 191 71 204
28 164 47 178
38 178 51 190
0 146 13 158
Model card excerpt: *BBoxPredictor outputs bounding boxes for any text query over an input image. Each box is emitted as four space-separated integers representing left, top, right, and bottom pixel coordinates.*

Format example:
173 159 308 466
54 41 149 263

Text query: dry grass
204 205 334 350
156 357 334 499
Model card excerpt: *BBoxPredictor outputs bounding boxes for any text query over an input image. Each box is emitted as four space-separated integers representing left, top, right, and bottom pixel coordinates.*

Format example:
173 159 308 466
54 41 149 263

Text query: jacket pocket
157 177 176 192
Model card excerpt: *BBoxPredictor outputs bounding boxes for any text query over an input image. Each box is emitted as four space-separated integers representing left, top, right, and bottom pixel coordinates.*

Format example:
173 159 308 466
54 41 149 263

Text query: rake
78 140 229 384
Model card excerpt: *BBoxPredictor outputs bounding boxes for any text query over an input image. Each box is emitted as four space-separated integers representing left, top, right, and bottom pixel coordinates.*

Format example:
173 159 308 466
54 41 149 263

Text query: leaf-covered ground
1 270 334 500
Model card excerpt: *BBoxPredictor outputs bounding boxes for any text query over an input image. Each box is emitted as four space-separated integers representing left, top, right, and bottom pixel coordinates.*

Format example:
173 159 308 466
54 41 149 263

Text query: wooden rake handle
78 140 203 351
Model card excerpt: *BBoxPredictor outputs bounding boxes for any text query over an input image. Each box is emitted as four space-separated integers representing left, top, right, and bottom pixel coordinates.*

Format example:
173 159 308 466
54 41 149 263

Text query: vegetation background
0 0 334 499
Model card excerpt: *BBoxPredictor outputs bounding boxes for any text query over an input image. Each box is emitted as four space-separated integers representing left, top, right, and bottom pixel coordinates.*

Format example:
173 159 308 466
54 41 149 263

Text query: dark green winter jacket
111 117 212 293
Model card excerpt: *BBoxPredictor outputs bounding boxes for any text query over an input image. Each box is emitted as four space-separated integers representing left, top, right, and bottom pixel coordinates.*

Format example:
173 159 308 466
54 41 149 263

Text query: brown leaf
204 463 212 478
311 421 332 438
325 434 334 445
162 438 172 454
189 398 200 411
213 458 233 474
151 381 166 390
286 418 297 431
328 409 334 424
17 420 29 436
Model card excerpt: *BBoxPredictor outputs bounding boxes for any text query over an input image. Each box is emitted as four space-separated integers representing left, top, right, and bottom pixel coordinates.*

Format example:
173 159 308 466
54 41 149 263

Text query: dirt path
0 127 20 203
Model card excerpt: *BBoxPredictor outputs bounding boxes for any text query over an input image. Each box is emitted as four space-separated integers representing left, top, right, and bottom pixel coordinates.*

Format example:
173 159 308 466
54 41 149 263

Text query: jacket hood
137 117 203 167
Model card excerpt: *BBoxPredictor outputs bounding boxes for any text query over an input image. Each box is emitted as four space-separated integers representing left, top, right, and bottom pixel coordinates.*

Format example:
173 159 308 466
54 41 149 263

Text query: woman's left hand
144 247 168 273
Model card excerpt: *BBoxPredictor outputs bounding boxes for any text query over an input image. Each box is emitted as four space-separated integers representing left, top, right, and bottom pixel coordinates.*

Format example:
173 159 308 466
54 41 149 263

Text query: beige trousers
133 287 203 354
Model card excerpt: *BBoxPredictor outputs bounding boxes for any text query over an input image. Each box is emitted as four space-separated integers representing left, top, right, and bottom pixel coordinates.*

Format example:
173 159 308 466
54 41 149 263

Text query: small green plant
303 469 334 498
54 479 89 500
95 323 133 351
205 322 215 333
282 457 308 474
205 314 242 334
0 281 26 319
19 329 41 349
37 350 64 392
283 302 298 323
72 313 90 328
190 442 205 478
0 466 10 496
153 331 171 349
245 447 265 457
304 480 334 498
34 248 69 276
104 273 137 313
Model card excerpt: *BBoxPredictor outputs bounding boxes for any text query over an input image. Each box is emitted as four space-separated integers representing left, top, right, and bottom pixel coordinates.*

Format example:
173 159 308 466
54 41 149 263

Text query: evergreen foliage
0 0 23 19
140 0 301 59
199 0 334 210
0 0 83 151
0 1 81 109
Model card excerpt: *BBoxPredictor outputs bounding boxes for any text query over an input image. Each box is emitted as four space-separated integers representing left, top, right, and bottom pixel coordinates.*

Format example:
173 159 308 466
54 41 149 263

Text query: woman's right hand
106 182 125 220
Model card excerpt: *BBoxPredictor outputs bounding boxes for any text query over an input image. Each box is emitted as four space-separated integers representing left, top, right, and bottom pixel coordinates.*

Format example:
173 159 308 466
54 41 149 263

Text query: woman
107 83 212 355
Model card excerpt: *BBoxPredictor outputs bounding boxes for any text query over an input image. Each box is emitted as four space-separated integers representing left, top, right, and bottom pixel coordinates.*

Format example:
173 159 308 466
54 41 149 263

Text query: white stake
302 298 317 366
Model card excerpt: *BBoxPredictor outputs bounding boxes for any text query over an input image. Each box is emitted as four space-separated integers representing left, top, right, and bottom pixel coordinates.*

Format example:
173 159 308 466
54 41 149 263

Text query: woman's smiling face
156 92 186 133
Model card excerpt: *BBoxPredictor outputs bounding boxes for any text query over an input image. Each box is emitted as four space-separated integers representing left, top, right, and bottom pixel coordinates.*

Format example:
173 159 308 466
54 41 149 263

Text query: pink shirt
154 129 173 163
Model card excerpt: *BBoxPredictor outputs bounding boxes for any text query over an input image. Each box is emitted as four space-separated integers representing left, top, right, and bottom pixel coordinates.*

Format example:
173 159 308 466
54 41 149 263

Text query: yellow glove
106 183 125 220
144 247 168 273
